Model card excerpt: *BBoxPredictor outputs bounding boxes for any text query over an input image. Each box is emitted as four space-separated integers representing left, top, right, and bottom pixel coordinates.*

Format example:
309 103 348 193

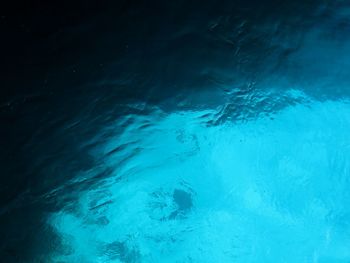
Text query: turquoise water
2 1 350 262
49 90 350 262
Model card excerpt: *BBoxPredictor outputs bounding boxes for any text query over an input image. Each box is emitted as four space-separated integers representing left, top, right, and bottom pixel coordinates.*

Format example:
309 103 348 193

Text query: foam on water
48 90 350 262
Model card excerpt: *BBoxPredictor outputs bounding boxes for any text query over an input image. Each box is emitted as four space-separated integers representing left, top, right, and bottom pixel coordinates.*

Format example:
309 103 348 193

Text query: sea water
47 89 350 262
1 1 350 262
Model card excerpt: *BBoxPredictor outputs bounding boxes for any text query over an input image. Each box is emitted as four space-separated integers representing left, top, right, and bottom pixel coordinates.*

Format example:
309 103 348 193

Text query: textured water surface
1 0 350 262
47 94 350 262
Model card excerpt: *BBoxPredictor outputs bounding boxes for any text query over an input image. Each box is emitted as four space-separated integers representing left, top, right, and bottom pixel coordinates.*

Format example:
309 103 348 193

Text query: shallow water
50 97 350 262
1 0 350 262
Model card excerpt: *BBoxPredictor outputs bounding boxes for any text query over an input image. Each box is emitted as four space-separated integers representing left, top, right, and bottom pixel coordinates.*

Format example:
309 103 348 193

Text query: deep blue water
1 1 350 262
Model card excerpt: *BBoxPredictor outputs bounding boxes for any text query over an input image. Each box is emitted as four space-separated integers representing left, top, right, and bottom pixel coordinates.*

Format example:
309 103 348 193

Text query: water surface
1 1 350 262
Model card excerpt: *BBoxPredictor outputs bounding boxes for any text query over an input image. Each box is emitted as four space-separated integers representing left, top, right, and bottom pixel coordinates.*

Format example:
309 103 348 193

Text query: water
1 1 350 262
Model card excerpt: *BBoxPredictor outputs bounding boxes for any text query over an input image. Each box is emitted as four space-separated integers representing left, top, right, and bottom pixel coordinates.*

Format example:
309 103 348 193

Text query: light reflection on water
2 1 350 262
49 90 350 262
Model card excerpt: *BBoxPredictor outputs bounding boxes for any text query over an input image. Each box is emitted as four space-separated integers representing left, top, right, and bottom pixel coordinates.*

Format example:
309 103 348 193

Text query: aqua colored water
48 94 350 263
1 1 350 262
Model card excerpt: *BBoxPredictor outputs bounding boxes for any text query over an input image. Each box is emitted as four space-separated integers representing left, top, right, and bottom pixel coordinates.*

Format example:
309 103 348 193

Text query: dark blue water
1 1 350 262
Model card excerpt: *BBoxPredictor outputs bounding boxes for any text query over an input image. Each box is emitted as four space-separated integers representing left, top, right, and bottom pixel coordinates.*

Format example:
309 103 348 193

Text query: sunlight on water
3 1 350 262
48 90 350 262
